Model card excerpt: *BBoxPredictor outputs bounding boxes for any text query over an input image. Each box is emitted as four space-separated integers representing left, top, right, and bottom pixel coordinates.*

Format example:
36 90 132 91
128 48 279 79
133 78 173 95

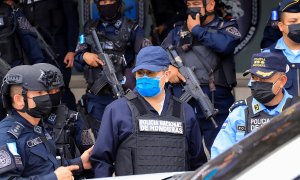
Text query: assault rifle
167 45 218 128
32 27 60 67
90 28 125 98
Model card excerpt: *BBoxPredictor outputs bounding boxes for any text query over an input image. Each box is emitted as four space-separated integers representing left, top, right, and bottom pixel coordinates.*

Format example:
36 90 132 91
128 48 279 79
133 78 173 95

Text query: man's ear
13 94 24 109
278 21 284 32
165 70 171 83
207 0 216 12
280 75 288 88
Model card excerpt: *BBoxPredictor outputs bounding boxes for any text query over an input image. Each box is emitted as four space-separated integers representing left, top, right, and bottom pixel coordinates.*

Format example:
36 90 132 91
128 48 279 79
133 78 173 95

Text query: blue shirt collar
251 89 293 115
275 37 300 58
9 110 36 129
275 37 287 51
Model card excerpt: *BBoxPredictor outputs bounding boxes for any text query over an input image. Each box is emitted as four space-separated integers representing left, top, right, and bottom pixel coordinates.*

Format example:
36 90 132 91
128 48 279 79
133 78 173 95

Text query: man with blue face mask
90 46 205 177
211 52 300 159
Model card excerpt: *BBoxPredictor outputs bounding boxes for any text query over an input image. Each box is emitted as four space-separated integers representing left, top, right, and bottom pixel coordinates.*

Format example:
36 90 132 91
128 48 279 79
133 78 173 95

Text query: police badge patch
226 27 242 38
0 149 11 168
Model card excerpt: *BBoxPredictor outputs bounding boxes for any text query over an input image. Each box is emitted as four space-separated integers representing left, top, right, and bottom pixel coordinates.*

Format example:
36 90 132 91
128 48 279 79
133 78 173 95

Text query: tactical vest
44 105 78 164
20 0 65 37
83 17 137 93
115 92 188 176
268 46 300 96
0 3 20 65
244 96 300 134
177 21 236 88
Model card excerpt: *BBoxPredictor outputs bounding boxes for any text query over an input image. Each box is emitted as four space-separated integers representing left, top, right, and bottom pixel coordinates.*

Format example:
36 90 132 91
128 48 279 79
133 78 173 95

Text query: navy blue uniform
0 4 44 120
90 89 204 177
19 0 79 111
0 111 82 178
162 16 241 160
74 17 147 129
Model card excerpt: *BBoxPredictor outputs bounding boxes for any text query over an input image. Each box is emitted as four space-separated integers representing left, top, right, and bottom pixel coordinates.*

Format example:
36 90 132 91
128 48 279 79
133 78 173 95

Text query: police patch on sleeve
0 144 14 174
225 26 241 38
138 119 183 134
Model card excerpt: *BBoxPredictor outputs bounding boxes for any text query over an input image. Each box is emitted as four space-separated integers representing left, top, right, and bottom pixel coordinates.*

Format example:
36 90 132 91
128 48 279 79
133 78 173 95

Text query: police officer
0 0 44 67
33 63 95 161
0 0 45 119
264 0 300 97
19 0 79 111
161 0 241 161
211 52 299 158
0 65 92 179
90 46 204 177
75 0 149 136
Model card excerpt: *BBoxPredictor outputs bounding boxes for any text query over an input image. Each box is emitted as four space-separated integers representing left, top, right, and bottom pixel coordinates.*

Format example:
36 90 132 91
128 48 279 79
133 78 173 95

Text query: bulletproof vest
268 46 300 96
177 22 236 88
115 92 188 176
44 105 78 163
0 3 20 65
83 17 136 91
244 96 300 134
20 0 65 37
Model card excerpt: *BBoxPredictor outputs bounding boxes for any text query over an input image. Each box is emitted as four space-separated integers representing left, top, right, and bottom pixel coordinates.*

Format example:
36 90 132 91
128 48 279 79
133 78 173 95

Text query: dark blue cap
279 0 300 12
132 46 170 73
243 52 289 79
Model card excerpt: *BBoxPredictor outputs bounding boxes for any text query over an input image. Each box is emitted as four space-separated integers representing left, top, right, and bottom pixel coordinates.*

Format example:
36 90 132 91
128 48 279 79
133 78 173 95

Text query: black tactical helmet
33 63 64 90
1 65 49 109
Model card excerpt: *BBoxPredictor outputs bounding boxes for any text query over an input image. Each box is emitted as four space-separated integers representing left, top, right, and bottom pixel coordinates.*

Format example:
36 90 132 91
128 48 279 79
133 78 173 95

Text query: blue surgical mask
136 74 164 97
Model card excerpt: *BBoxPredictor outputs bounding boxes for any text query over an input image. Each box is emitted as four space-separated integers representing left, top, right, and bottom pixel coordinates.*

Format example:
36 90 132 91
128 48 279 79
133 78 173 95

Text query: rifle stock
167 45 218 128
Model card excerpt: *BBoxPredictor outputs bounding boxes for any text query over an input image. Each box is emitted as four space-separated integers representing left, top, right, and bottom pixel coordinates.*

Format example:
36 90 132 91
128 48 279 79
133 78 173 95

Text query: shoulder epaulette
7 121 24 139
229 100 247 112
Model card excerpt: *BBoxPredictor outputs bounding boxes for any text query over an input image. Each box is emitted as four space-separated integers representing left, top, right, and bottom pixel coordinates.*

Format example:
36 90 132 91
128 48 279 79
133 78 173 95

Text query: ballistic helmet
33 63 64 90
1 65 49 109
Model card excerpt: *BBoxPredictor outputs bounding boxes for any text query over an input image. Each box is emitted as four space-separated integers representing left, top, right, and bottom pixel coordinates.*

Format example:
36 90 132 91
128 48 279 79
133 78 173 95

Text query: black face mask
49 91 62 107
98 2 121 22
186 7 208 24
288 23 300 43
251 81 277 104
26 94 52 118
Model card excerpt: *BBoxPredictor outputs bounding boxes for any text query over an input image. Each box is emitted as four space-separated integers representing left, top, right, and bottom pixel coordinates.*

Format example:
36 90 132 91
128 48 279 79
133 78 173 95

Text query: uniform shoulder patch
225 26 241 38
229 100 247 112
0 144 14 174
7 122 24 139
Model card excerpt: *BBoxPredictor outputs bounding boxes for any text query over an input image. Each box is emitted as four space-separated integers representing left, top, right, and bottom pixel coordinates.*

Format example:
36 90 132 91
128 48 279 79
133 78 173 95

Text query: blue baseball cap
279 0 300 12
132 46 170 73
243 52 289 79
